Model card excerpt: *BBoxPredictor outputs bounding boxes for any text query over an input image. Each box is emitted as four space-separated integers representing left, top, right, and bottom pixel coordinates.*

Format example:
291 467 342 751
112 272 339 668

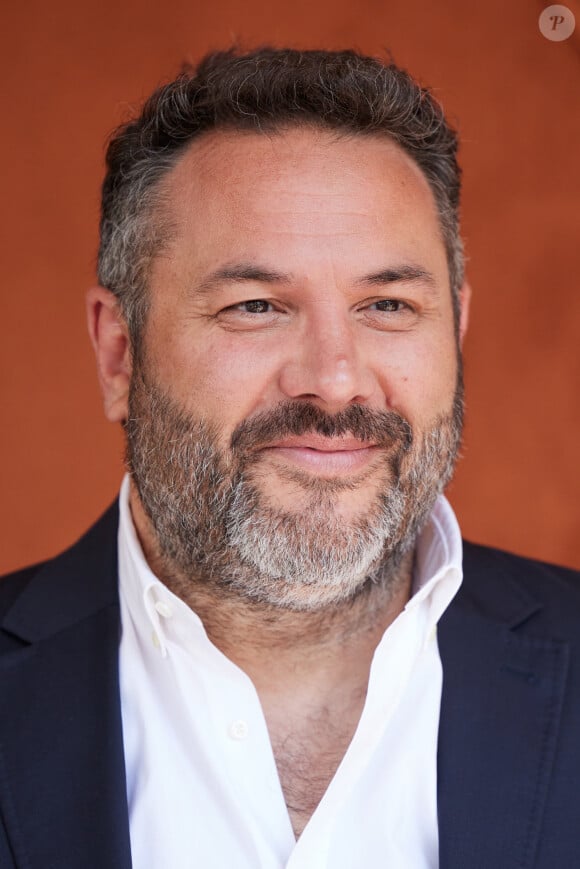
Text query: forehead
154 126 447 279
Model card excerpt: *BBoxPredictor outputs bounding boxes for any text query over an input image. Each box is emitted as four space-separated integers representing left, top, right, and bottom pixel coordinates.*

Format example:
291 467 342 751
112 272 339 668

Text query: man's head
88 48 470 611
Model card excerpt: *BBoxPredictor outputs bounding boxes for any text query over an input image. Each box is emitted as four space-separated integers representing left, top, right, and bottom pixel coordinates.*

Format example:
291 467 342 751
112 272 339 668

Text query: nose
278 307 378 411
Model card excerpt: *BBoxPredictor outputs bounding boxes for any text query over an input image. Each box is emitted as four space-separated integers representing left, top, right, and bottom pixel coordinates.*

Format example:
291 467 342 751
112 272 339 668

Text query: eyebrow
194 262 438 296
359 265 438 292
195 265 292 296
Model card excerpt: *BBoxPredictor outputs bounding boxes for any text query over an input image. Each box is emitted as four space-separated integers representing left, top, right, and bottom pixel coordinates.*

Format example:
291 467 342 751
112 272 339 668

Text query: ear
86 286 132 423
457 281 471 347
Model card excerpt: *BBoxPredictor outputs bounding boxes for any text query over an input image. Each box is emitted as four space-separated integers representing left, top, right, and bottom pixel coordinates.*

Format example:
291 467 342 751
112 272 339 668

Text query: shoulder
0 502 120 642
0 561 47 618
460 539 580 632
463 539 580 587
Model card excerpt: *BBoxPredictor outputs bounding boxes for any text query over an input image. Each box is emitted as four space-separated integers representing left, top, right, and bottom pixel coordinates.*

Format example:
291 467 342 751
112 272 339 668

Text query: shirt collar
118 475 203 658
406 494 463 631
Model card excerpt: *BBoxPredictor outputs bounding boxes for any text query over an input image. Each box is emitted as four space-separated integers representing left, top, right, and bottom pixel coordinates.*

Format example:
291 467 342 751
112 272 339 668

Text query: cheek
374 334 459 423
156 332 281 431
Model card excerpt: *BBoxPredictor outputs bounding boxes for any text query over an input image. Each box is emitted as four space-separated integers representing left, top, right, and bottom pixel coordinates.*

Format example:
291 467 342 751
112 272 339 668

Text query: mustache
230 402 413 455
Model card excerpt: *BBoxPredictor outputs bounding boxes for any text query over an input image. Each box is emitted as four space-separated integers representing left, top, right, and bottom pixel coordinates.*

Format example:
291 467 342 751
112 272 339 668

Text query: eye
361 297 418 331
215 297 282 330
369 299 407 313
232 299 273 314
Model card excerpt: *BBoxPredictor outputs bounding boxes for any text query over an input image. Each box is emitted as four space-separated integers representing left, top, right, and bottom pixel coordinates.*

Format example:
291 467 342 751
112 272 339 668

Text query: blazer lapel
437 543 569 869
0 504 132 869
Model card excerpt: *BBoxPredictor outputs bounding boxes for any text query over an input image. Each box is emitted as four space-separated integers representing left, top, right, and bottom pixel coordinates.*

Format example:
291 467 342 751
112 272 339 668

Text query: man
0 47 578 869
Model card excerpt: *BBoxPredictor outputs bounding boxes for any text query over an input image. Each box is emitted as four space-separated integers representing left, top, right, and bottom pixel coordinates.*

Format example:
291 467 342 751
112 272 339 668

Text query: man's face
125 127 466 609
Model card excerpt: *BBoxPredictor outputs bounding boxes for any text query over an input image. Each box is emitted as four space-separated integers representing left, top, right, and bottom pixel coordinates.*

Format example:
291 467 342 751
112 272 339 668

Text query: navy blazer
0 503 579 868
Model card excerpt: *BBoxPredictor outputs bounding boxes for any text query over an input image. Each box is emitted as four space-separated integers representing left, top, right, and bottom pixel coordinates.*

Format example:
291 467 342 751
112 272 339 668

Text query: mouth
259 435 381 474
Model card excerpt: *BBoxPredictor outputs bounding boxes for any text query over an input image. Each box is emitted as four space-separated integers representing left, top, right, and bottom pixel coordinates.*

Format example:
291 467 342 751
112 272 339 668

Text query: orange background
1 0 579 574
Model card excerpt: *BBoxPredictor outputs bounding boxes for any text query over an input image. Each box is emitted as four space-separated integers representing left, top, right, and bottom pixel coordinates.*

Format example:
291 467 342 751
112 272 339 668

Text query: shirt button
152 631 161 649
228 720 249 741
423 625 438 650
155 600 173 619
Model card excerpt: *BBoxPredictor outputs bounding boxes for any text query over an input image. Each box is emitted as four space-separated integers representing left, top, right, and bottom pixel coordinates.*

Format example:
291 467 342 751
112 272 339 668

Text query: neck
128 483 413 697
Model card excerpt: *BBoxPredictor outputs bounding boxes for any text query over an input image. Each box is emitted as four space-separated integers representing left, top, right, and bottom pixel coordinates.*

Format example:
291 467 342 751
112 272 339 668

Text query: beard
125 360 464 611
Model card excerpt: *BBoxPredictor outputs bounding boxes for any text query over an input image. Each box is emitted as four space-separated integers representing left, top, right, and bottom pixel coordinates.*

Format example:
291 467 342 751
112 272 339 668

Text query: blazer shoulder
463 539 580 585
461 539 580 632
0 561 47 618
0 501 120 645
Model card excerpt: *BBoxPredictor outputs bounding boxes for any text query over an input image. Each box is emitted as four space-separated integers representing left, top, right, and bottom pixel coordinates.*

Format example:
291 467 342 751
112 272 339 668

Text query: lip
265 435 377 452
260 436 380 474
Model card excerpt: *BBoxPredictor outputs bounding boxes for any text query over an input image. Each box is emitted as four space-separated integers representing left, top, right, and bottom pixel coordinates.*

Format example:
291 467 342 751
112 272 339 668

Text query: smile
260 436 380 474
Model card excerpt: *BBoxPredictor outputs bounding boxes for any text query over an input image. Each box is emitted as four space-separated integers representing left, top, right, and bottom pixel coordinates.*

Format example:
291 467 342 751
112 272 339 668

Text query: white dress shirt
118 475 463 868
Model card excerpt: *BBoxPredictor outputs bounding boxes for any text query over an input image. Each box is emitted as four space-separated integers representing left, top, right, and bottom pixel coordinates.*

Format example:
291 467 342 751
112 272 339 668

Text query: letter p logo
539 5 576 40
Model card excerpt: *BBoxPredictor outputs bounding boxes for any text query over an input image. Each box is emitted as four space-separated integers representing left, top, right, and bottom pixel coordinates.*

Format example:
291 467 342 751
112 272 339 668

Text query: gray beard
125 362 464 611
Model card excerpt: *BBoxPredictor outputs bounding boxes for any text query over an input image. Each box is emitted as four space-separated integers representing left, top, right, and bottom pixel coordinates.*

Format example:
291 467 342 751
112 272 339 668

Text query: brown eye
372 299 403 312
237 300 272 313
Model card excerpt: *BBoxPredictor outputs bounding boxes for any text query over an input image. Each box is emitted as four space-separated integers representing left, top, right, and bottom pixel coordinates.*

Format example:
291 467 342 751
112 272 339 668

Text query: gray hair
98 47 464 348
